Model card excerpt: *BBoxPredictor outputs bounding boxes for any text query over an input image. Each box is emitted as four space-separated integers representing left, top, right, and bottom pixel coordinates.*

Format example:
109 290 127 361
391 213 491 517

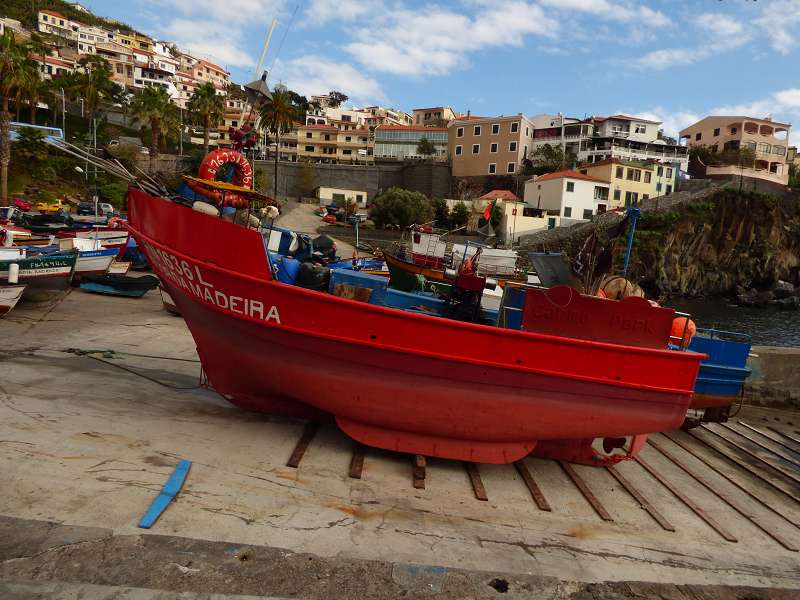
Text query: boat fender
192 201 220 217
8 263 19 284
484 278 498 291
671 316 697 347
445 268 457 279
108 216 124 228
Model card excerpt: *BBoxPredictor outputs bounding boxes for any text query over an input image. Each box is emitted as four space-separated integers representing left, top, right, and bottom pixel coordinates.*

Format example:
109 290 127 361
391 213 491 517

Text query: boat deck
1 290 798 596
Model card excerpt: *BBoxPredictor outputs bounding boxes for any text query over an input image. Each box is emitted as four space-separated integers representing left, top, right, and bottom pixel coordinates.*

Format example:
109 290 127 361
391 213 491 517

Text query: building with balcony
34 54 76 80
679 116 792 186
38 10 76 40
524 170 610 219
448 114 535 177
96 41 135 87
374 125 448 160
360 106 413 131
530 113 688 171
297 124 341 162
412 106 458 126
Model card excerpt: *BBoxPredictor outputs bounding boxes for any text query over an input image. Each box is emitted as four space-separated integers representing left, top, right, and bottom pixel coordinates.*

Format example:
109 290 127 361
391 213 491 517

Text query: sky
81 0 800 137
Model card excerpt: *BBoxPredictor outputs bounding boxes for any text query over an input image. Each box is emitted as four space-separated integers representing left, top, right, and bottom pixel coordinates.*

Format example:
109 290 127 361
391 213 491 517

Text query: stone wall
744 345 800 409
254 160 452 201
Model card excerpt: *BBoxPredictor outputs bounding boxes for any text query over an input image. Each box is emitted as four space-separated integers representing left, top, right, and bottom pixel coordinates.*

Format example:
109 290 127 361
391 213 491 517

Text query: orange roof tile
535 169 609 184
480 190 520 201
198 59 229 74
40 10 66 18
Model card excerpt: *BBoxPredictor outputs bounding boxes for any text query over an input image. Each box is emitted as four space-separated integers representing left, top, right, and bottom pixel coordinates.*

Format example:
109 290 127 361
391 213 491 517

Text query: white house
524 169 610 222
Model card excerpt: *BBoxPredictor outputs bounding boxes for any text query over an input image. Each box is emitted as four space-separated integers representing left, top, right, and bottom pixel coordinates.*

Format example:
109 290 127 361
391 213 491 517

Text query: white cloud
755 0 800 54
275 55 387 104
303 0 379 25
160 0 284 22
346 2 557 76
713 88 800 121
538 0 670 27
696 13 744 37
160 19 256 68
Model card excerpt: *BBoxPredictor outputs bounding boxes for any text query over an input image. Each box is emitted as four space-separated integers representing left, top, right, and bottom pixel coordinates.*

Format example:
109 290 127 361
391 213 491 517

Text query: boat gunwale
128 214 705 398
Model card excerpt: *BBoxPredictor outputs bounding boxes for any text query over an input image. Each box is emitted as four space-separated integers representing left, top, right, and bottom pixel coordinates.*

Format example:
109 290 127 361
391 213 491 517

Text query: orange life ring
197 149 254 208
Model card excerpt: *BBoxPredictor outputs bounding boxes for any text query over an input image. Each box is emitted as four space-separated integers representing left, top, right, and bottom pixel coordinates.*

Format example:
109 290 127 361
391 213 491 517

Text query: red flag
483 200 494 221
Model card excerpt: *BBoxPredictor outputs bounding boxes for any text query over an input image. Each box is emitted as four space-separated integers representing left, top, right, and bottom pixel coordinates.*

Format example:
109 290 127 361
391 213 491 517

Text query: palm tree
71 55 115 128
128 86 172 173
0 29 33 205
187 81 224 155
24 33 50 125
259 89 298 202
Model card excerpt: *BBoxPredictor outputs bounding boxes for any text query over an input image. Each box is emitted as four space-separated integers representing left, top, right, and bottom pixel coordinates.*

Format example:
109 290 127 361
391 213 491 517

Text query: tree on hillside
416 136 436 157
187 81 225 155
0 29 34 205
70 55 120 130
128 85 173 173
327 91 349 108
431 197 450 228
450 201 469 229
368 187 432 229
259 88 301 202
657 129 677 145
720 146 757 192
530 143 577 174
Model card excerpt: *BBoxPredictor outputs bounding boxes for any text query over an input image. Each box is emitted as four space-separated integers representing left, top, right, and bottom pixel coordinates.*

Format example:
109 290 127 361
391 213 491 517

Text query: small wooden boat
0 254 77 302
0 284 26 316
79 274 159 297
108 261 132 275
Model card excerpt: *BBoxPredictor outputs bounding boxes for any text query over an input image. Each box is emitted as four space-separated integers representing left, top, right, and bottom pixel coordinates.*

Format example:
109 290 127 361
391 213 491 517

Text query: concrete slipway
1 290 799 599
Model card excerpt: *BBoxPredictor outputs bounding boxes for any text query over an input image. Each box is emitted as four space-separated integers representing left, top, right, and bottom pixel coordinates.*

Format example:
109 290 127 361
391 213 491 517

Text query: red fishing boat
127 188 705 465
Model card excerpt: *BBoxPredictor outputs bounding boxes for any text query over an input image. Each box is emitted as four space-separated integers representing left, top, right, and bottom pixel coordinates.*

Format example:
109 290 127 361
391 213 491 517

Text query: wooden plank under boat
126 188 705 465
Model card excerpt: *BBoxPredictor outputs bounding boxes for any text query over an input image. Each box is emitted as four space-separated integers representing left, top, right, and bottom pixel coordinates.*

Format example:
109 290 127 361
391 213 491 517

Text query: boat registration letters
143 242 280 323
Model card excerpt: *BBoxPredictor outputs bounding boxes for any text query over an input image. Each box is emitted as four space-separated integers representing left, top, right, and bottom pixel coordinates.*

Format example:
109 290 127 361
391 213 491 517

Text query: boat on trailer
127 187 705 466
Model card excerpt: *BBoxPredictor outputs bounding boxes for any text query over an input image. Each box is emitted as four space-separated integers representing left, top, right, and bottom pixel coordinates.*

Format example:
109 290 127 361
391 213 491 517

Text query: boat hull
0 255 76 302
0 285 26 316
127 189 704 464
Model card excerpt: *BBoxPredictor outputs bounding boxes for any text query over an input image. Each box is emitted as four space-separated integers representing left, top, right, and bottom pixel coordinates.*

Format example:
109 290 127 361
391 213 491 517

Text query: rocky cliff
521 187 800 299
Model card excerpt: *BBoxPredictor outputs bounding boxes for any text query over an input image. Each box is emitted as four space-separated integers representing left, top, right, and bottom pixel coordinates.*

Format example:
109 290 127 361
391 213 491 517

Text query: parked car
35 198 69 214
77 201 99 216
13 198 32 211
99 202 115 216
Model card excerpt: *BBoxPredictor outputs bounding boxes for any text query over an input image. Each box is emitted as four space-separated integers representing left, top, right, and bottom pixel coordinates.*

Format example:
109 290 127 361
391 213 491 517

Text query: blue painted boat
687 328 752 418
79 274 160 297
123 237 150 270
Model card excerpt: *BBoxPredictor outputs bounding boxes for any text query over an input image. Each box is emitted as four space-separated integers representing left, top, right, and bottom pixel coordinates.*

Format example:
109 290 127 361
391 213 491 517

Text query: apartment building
110 30 153 52
95 40 135 87
177 53 229 92
679 116 792 185
531 113 688 171
361 106 413 130
38 10 76 39
412 106 457 126
577 158 674 209
35 54 76 80
374 125 448 160
448 114 535 177
295 124 371 163
524 170 610 218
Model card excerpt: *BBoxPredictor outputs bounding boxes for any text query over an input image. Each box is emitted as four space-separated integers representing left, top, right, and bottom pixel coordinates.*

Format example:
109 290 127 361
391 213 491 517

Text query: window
116 64 123 74
657 166 663 176
345 136 351 142
472 144 480 154
563 206 572 217
656 182 662 192
695 132 702 141
43 15 48 21
474 125 481 136
713 127 720 136
666 168 673 178
455 145 462 156
232 121 238 127
456 127 464 137
525 127 529 137
491 124 500 134
490 143 498 153
666 184 672 194
615 166 624 178
548 217 556 230
613 189 621 201
305 145 314 152
758 142 771 154
731 127 737 134
582 209 593 220
644 172 651 183
324 134 331 141
507 162 515 173
642 194 649 200
566 181 575 192
488 163 496 174
634 123 646 134
306 132 312 138
356 194 363 203
774 146 786 155
509 141 517 152
510 122 519 133
624 191 639 207
343 149 352 155
597 204 607 213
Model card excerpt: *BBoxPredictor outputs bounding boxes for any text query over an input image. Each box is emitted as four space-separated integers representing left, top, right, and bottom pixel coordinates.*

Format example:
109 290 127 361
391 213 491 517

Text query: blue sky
83 0 800 136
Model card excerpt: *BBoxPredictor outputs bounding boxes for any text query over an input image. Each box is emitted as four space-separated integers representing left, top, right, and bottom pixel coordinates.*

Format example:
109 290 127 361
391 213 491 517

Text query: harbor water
668 298 800 347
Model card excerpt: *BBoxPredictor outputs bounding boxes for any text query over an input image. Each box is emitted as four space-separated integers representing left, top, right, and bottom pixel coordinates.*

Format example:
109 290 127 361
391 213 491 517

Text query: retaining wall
744 345 800 409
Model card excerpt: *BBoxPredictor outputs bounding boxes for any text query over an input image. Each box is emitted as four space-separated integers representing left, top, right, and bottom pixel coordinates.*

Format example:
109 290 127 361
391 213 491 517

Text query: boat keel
532 434 648 466
336 417 536 464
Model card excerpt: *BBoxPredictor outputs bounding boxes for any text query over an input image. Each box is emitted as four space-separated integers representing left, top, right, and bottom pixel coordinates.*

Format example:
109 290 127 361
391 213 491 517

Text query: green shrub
369 187 433 229
99 182 128 208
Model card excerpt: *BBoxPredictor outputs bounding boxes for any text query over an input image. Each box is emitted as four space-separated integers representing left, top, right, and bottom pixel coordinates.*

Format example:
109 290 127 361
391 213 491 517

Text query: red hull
127 189 704 464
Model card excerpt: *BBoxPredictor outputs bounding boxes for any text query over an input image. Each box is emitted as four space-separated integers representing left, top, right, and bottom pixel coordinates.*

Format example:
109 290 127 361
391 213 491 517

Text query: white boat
0 285 26 316
73 248 117 280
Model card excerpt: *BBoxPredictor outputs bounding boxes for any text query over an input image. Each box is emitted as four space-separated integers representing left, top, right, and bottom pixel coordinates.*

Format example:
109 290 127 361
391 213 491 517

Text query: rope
63 348 202 390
